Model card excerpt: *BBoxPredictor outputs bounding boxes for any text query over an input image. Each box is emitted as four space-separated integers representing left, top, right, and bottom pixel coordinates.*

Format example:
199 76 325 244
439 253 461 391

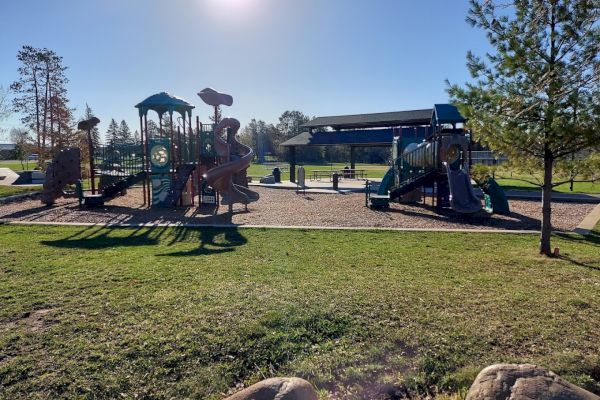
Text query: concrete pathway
573 203 600 235
0 168 20 186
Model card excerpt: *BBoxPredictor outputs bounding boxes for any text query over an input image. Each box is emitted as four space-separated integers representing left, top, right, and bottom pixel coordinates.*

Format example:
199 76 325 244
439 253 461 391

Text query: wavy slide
204 118 259 206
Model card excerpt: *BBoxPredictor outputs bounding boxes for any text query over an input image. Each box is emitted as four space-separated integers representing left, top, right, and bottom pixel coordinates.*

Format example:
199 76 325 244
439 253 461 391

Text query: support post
140 115 146 206
289 146 296 183
350 146 356 170
144 114 151 207
169 111 175 188
87 127 96 195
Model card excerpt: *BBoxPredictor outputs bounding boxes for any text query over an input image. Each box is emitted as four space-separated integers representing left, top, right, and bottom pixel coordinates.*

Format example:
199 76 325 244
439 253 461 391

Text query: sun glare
205 0 259 13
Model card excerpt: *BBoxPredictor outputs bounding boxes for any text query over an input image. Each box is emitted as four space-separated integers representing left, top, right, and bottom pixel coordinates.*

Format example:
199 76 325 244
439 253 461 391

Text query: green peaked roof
135 92 195 117
432 104 466 125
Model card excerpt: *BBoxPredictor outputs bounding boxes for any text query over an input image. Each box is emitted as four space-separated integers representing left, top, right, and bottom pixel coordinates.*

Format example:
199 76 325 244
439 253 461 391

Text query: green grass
0 160 38 172
0 186 41 198
496 176 600 194
1 225 599 399
247 162 389 181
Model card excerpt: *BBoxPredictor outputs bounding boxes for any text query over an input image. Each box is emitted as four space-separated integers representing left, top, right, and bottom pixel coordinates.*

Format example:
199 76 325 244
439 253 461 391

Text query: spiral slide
204 118 259 206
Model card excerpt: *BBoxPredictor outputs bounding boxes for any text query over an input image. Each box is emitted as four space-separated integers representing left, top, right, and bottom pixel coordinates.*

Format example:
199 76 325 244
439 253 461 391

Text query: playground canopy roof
284 104 465 148
280 126 432 147
432 104 467 125
301 109 433 130
281 129 392 147
135 92 195 117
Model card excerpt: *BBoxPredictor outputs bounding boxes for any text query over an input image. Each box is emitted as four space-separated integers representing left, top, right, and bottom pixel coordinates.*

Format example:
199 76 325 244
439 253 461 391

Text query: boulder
225 377 318 400
466 363 600 400
259 175 276 184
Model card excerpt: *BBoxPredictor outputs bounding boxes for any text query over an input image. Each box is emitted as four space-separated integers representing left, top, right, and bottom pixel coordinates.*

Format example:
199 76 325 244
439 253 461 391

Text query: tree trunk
41 69 49 163
539 150 553 256
33 67 41 158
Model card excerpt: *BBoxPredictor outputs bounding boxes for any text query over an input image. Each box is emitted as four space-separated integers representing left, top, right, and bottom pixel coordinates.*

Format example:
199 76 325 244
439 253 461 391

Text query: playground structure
41 89 259 210
368 104 507 214
40 148 82 205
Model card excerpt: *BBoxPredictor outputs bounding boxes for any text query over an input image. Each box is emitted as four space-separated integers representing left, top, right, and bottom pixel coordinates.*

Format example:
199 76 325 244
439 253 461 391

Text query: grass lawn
0 186 42 198
496 177 600 194
1 225 599 399
247 162 389 181
0 160 38 172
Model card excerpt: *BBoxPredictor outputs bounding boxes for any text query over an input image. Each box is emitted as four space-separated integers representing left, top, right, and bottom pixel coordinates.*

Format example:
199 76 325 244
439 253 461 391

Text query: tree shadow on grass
40 223 248 256
378 202 542 230
157 226 248 257
553 231 600 271
40 225 161 249
555 230 600 247
557 254 600 271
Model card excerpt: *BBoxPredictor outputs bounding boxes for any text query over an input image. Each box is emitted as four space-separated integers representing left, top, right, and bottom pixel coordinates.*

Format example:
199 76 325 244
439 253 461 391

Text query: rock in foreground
225 377 318 400
466 363 600 400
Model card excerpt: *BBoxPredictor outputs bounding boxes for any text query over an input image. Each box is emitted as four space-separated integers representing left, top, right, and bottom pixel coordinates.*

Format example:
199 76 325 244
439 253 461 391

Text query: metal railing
398 143 435 187
470 151 508 165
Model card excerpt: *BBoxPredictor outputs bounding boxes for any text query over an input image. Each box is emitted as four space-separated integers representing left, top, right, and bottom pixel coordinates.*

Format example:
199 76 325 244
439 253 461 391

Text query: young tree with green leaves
448 0 600 255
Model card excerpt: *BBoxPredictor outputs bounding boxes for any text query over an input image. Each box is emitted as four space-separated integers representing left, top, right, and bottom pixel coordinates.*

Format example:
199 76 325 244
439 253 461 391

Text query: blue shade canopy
135 92 195 117
431 104 466 125
280 127 432 147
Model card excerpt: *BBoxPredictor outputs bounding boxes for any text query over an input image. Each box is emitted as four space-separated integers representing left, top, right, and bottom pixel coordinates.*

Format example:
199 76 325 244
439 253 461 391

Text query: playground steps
368 194 390 209
163 163 196 207
390 170 438 200
101 170 147 201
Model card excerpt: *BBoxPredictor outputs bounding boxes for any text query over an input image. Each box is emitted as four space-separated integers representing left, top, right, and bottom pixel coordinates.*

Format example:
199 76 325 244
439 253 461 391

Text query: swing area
40 88 259 211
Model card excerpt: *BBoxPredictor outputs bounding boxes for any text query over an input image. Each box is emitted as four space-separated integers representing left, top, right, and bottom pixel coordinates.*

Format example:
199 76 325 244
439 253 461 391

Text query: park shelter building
280 108 442 182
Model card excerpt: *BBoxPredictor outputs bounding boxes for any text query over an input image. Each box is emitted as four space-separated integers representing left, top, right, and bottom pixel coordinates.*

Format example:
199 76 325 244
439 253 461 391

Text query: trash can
272 167 281 183
332 172 339 191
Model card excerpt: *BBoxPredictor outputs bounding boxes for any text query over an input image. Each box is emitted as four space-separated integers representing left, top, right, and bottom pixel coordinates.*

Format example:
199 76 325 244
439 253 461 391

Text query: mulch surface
0 187 596 231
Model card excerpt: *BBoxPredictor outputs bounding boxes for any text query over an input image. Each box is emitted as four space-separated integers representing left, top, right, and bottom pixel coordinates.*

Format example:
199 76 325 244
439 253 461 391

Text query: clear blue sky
0 0 490 140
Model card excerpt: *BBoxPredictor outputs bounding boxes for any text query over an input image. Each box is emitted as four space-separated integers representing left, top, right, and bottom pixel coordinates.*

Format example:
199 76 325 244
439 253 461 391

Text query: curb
0 191 41 205
5 220 542 234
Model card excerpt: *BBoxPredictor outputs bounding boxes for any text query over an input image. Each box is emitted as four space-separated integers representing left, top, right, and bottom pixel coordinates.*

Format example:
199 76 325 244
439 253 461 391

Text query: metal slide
444 163 482 213
203 118 259 206
377 167 394 196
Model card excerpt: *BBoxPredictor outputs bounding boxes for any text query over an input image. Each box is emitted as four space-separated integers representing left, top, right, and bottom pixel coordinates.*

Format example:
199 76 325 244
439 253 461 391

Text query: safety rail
398 142 436 188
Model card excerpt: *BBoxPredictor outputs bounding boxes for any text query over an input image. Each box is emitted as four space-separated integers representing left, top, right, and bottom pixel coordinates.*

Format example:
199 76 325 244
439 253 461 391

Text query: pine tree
209 106 222 124
11 46 45 156
11 46 71 160
106 119 119 145
448 0 600 255
146 120 159 138
82 104 101 148
118 120 132 144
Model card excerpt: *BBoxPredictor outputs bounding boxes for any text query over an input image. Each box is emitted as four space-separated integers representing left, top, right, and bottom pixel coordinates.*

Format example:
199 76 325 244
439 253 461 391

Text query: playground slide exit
444 163 482 213
203 118 259 206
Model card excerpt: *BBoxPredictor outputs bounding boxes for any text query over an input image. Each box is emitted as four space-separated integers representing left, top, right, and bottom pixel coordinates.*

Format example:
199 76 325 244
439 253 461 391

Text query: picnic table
310 169 368 181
